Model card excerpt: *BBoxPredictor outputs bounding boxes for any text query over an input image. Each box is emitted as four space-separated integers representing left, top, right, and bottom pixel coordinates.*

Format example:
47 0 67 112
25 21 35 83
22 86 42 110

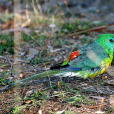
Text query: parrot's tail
12 70 64 86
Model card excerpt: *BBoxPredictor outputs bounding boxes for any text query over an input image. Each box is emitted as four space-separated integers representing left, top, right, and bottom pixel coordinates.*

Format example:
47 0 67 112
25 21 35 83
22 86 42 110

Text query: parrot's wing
68 42 109 71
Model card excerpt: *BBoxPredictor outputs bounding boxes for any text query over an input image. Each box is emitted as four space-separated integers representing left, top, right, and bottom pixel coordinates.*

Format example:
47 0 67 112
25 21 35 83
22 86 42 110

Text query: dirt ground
0 0 114 114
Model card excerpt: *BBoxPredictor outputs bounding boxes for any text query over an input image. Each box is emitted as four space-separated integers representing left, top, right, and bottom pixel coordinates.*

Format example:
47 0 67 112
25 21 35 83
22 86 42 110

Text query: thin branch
79 104 108 114
6 55 13 71
0 27 31 35
66 23 114 37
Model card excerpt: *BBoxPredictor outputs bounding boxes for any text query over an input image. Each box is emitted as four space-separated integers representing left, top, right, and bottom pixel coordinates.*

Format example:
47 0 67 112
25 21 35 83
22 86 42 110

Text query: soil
0 0 114 114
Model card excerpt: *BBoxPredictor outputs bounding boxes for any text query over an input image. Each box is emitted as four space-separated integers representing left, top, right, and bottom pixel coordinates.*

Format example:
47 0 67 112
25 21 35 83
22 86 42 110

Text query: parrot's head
96 34 114 51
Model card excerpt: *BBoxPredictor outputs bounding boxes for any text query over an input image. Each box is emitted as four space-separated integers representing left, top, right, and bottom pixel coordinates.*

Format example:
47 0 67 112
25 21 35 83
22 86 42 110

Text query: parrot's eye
109 39 114 43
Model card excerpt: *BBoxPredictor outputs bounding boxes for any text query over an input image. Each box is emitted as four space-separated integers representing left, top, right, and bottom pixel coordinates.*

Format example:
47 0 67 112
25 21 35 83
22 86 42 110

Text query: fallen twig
6 55 13 71
0 56 7 60
0 85 11 92
0 27 31 35
67 23 114 37
79 104 109 114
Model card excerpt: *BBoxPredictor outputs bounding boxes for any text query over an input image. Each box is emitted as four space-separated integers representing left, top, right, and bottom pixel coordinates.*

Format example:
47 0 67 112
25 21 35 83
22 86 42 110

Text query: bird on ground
11 34 114 86
50 34 114 79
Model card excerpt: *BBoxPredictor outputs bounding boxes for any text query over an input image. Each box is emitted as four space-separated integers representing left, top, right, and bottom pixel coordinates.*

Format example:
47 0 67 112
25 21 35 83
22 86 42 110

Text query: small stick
98 97 104 112
6 55 13 71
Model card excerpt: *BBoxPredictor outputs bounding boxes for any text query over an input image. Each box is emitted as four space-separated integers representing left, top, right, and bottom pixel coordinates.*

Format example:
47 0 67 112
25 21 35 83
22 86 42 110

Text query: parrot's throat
96 41 113 60
104 48 113 60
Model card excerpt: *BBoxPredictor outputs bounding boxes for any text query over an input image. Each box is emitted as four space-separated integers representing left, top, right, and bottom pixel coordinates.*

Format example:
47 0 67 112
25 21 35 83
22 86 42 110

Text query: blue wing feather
68 66 82 71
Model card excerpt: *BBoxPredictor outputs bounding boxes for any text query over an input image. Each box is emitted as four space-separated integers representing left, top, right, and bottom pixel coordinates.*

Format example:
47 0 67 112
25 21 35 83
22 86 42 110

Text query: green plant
0 34 14 54
0 72 11 86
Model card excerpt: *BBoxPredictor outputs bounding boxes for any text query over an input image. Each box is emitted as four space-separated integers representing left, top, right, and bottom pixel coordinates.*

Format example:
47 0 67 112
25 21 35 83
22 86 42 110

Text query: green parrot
11 34 114 86
50 34 114 79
